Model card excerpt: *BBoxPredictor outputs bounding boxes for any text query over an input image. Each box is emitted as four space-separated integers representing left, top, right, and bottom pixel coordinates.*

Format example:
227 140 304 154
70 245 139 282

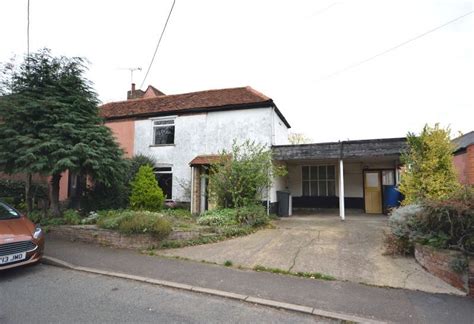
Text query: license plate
0 252 27 265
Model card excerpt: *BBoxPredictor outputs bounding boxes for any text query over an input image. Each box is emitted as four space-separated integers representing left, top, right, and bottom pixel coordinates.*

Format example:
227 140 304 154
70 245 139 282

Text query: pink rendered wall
59 171 69 201
105 120 135 158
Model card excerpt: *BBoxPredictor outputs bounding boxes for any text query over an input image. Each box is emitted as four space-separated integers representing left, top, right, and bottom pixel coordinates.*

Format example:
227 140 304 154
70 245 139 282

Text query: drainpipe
190 166 194 214
339 141 345 221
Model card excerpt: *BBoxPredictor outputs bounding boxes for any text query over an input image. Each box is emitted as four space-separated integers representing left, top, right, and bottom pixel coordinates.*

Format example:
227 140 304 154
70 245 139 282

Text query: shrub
163 208 192 219
399 124 460 204
63 209 82 225
96 210 172 239
235 204 269 226
387 187 474 254
197 209 238 226
82 155 156 212
129 165 165 211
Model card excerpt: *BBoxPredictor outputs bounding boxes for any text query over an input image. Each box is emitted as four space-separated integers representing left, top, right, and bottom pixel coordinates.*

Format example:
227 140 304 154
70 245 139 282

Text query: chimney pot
131 83 136 92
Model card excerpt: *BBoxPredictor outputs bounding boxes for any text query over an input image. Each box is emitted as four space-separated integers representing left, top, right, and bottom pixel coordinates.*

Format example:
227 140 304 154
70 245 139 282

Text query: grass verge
253 265 336 281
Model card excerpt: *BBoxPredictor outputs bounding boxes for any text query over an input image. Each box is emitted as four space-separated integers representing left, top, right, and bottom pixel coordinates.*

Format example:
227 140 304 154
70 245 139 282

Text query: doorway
364 171 382 214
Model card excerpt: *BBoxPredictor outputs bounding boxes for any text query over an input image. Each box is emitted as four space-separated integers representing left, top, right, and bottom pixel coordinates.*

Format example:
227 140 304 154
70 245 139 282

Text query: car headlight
33 226 43 239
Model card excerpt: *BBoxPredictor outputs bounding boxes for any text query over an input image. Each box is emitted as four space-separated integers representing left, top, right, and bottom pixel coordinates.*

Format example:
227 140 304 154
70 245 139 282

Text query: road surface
0 264 325 323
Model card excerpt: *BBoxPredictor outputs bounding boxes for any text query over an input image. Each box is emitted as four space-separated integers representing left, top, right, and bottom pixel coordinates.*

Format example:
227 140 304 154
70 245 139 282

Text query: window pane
302 181 310 196
310 182 318 196
382 170 394 185
318 181 327 196
302 166 309 180
154 120 174 125
310 166 318 180
154 167 172 172
318 165 327 180
365 172 380 188
327 165 335 180
327 180 335 196
154 126 175 145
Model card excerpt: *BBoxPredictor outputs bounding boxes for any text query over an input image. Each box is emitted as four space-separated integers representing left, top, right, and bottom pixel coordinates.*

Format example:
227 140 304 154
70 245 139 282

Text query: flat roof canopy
273 138 407 161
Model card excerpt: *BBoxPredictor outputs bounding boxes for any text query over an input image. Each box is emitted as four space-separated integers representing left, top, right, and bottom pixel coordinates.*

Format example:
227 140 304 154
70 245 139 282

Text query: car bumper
0 239 44 271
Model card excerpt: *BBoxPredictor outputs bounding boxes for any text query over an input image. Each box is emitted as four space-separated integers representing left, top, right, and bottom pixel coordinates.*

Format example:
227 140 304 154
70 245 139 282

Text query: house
100 85 291 214
452 131 474 185
99 85 407 218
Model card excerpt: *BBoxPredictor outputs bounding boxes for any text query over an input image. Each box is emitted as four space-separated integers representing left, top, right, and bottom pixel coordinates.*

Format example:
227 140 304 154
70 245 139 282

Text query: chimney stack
131 83 136 92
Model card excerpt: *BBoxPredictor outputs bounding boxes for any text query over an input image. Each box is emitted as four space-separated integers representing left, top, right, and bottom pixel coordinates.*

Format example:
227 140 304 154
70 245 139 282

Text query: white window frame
302 165 336 197
151 116 176 145
154 165 173 201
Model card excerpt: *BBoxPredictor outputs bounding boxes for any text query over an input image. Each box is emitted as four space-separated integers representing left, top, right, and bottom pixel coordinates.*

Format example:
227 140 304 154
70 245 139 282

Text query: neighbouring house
97 84 407 217
452 131 474 185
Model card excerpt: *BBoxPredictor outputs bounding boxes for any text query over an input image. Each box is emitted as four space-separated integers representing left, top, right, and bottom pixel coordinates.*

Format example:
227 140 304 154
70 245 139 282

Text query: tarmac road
0 264 326 324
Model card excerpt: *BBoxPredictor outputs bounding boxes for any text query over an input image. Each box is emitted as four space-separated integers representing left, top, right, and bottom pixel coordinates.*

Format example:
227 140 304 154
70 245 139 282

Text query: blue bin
383 185 401 211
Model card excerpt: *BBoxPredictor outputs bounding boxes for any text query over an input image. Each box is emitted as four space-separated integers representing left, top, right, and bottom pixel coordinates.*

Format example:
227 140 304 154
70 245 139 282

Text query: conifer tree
0 49 126 216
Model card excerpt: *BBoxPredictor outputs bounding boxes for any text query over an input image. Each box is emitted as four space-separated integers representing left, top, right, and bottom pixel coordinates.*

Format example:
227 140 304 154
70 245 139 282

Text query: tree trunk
50 173 61 217
70 172 86 210
25 173 33 213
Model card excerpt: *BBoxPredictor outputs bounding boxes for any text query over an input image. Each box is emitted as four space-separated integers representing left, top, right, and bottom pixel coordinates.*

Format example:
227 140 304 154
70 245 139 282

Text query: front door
364 171 382 214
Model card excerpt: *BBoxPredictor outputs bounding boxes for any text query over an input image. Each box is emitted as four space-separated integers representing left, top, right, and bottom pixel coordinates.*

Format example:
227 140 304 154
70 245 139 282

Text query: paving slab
158 214 463 294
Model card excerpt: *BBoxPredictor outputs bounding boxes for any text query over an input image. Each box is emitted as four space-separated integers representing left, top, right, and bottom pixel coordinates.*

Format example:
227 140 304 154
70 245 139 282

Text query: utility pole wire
27 0 30 57
140 0 176 89
319 9 474 82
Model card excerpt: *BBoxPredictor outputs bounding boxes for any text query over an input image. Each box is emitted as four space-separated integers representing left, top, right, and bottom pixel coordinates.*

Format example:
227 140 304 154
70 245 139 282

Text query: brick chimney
127 83 144 100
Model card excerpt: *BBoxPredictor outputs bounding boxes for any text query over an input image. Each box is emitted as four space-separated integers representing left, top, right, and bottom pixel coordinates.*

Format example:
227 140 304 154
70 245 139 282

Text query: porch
272 138 408 218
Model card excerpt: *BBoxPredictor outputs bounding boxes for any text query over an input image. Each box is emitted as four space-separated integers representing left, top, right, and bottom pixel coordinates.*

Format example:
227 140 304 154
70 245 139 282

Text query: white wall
283 161 397 199
134 107 287 202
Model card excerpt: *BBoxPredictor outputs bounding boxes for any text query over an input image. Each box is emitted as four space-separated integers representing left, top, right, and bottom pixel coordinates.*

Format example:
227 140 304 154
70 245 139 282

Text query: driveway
159 214 464 295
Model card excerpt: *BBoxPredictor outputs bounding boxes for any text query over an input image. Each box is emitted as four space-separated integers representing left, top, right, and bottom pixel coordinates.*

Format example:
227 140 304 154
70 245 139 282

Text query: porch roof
272 137 407 161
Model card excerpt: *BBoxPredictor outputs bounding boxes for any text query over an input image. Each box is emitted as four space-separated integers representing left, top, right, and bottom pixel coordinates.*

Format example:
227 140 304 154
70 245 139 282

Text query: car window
0 202 20 220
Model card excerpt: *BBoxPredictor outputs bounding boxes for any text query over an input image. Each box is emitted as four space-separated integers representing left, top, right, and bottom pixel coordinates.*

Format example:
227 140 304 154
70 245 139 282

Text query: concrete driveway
159 214 464 295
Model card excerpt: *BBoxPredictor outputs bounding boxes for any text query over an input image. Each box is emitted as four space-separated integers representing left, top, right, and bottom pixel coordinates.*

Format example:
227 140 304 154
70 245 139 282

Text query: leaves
399 124 460 204
208 140 287 208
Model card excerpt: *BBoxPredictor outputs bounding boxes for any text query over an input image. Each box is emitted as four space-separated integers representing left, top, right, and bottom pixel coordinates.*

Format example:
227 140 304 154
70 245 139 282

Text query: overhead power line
140 0 176 89
319 9 474 82
27 0 30 56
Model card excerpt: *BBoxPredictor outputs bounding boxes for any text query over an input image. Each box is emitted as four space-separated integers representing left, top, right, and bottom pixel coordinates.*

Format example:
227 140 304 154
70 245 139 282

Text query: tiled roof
189 154 226 166
100 86 281 122
452 131 474 152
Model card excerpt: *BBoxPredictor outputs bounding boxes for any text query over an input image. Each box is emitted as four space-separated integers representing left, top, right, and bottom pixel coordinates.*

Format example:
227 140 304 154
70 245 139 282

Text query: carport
272 138 407 219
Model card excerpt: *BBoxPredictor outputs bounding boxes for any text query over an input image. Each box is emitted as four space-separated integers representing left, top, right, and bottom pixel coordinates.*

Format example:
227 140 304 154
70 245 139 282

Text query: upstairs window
153 119 175 145
302 165 336 197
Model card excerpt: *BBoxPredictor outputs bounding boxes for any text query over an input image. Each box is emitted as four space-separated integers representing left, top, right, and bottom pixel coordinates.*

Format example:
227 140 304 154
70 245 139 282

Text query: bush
197 209 238 226
235 204 269 226
63 209 82 225
0 179 48 209
96 210 172 239
387 187 474 254
197 205 269 228
82 155 156 212
129 165 165 211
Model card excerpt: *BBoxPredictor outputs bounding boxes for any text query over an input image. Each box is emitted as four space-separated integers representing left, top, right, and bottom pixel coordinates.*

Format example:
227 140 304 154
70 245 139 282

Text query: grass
224 260 233 267
253 265 335 281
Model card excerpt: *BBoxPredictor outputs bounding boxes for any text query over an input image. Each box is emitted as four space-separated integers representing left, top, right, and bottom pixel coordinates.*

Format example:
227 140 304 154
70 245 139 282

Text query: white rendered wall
134 107 288 202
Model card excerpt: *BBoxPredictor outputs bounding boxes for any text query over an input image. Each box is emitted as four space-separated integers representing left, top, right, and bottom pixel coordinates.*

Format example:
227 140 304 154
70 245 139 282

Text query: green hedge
0 179 48 207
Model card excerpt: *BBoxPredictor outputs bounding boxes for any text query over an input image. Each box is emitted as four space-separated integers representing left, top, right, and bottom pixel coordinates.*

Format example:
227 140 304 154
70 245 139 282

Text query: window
382 170 395 185
154 167 172 200
153 119 175 145
302 165 336 197
0 202 20 220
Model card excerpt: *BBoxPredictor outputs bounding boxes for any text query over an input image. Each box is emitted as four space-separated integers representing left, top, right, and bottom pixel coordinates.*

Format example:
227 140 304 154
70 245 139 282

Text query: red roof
100 86 273 120
189 154 227 166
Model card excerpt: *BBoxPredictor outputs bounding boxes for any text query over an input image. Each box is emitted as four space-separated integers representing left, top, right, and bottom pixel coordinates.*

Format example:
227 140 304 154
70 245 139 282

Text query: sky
1 0 473 142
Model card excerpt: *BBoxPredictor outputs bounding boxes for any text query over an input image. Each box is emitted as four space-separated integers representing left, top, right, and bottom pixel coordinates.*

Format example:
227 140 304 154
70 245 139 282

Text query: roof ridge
101 86 255 107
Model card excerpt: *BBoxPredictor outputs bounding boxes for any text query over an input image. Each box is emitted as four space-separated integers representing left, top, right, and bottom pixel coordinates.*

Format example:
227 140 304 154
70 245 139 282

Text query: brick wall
48 225 200 250
414 243 468 292
467 145 474 185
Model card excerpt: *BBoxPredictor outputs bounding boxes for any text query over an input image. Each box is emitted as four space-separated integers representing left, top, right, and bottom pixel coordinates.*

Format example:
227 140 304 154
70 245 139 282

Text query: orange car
0 201 44 270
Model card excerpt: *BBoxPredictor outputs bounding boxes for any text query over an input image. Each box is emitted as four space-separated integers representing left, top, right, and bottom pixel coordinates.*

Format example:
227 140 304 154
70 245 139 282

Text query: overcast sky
1 0 473 142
